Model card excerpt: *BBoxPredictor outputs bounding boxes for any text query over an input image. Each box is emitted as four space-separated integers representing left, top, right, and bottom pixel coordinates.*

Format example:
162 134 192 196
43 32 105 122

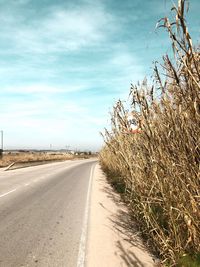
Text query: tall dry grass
0 152 74 168
100 0 200 265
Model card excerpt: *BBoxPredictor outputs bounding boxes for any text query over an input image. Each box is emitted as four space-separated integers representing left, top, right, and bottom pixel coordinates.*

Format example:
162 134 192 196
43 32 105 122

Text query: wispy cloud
0 0 199 150
0 2 115 54
0 92 105 150
1 83 89 94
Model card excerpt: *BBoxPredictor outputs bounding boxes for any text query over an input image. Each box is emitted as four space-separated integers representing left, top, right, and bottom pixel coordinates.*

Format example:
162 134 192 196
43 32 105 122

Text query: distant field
0 152 74 168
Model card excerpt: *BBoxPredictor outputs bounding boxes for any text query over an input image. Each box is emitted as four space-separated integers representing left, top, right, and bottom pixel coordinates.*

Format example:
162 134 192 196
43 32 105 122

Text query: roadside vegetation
99 0 200 265
0 151 96 168
0 151 74 168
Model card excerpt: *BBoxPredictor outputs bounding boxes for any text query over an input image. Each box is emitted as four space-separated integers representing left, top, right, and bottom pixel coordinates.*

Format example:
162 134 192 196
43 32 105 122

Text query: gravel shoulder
86 163 155 267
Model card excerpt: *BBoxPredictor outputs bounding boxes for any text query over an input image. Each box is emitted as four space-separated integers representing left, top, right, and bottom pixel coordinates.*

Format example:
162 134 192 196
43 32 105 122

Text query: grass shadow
97 168 159 266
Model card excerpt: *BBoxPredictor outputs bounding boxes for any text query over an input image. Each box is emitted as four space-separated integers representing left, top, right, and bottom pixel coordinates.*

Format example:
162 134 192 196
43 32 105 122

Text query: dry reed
100 0 200 265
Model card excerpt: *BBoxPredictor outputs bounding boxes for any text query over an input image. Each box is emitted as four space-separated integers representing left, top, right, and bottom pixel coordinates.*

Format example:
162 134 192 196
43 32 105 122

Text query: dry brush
100 0 200 265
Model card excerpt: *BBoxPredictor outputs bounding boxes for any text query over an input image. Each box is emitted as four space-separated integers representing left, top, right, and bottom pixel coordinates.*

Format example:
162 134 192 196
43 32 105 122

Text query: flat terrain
0 159 96 267
0 159 155 267
87 164 155 267
0 152 74 168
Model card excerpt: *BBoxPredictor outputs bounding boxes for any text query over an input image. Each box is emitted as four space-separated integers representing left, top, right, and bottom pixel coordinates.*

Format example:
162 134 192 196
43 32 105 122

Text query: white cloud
0 1 143 150
106 50 145 87
0 90 105 150
1 83 89 94
0 3 115 54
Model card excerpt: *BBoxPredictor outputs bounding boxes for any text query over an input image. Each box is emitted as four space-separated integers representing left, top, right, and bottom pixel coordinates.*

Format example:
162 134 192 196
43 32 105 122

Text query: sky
0 0 199 151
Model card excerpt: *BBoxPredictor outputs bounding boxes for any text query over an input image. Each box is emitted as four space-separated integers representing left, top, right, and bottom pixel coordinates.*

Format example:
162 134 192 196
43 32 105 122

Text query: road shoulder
86 163 155 267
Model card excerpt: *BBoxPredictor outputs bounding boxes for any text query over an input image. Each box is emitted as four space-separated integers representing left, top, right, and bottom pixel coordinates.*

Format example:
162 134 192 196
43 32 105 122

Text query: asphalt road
0 159 97 267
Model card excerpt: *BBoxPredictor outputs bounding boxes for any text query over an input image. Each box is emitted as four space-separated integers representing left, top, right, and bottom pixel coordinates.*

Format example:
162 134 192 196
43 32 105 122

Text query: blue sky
0 0 199 151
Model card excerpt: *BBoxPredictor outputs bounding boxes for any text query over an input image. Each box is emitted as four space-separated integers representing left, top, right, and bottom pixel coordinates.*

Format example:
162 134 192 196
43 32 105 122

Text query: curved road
0 159 97 267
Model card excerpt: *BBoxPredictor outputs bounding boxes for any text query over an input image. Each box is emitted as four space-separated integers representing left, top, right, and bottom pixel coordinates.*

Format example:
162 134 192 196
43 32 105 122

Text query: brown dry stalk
100 0 200 264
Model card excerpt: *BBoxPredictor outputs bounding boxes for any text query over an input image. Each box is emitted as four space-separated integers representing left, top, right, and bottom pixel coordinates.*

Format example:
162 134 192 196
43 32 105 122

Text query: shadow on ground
117 241 147 267
97 170 159 267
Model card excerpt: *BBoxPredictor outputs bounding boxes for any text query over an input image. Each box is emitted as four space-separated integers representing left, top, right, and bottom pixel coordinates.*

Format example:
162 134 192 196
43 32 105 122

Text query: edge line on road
76 163 96 267
0 160 96 201
0 188 17 198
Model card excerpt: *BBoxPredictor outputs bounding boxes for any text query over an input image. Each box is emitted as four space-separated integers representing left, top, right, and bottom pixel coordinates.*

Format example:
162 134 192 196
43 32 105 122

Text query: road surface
0 159 96 267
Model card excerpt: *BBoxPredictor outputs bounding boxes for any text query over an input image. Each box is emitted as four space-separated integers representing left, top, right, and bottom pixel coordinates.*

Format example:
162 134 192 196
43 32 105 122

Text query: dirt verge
86 164 156 267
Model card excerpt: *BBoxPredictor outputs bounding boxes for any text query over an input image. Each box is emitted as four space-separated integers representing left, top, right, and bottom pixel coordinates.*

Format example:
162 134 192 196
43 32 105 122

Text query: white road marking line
0 160 97 203
0 188 17 198
77 163 95 267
